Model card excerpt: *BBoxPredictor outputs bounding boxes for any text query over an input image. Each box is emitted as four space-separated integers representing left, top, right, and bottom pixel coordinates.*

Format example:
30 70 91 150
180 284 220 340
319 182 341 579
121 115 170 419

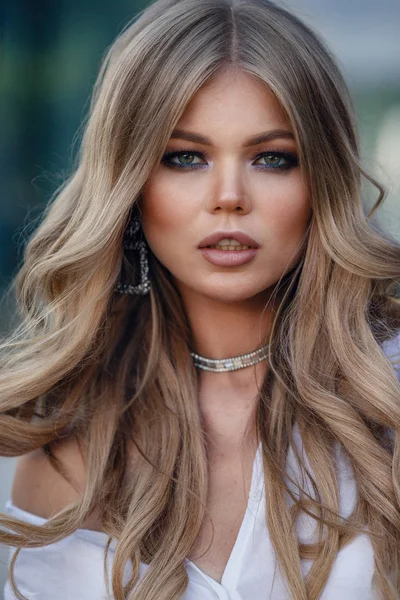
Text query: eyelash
161 149 298 171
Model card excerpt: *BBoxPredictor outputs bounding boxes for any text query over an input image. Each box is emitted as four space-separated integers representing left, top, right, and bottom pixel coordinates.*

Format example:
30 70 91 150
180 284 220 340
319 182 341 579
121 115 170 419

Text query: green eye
179 153 196 165
252 151 299 170
259 153 285 167
164 152 204 167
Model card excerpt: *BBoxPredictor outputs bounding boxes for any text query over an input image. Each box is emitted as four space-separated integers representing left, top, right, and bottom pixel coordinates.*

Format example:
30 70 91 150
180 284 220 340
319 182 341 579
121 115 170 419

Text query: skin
140 67 312 404
140 69 312 578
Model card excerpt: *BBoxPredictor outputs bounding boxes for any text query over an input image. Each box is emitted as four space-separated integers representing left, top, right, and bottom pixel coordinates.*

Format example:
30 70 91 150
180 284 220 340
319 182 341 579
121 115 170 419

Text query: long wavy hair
1 0 400 598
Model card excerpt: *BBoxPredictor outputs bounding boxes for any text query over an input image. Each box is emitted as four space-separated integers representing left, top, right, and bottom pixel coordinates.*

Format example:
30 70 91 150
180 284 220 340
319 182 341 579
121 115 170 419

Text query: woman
1 0 400 598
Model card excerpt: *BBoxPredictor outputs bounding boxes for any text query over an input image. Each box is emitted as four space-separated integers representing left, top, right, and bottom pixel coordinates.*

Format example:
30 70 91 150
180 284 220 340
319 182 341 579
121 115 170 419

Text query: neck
177 284 276 389
183 290 274 355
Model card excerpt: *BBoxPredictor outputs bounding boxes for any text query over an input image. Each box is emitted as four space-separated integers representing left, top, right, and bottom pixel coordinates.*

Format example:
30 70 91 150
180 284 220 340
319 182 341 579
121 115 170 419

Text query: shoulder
11 434 101 528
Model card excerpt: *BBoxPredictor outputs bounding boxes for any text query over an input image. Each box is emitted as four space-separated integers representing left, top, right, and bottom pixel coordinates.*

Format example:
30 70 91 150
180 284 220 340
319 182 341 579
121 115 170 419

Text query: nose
205 160 252 215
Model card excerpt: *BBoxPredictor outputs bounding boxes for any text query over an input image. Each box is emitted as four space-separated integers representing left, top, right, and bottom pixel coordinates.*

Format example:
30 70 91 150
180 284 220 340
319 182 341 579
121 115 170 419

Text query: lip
199 247 258 267
198 230 259 249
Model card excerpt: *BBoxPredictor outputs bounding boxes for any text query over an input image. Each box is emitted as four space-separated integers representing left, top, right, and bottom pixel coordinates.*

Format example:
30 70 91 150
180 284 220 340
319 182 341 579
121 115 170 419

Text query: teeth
214 238 242 246
209 244 251 251
207 238 251 251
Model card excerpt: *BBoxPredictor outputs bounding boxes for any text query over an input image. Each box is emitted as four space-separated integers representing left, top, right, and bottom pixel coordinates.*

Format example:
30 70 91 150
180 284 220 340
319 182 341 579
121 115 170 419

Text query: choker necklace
190 343 269 372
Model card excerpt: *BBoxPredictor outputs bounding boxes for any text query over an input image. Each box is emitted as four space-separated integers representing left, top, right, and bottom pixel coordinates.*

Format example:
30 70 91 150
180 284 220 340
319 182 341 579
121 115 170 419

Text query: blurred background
1 0 399 592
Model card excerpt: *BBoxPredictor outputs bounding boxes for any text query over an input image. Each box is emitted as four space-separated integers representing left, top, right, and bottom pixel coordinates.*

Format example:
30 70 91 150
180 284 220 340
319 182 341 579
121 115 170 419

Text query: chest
187 447 257 583
183 442 376 598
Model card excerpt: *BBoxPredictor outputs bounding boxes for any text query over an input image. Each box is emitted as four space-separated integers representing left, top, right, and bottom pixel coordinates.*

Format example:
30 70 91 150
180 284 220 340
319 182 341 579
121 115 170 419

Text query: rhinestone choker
190 343 269 372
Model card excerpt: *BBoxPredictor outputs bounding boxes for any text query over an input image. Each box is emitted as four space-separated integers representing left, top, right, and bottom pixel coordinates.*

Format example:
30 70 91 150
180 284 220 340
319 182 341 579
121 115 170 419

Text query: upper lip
198 231 260 249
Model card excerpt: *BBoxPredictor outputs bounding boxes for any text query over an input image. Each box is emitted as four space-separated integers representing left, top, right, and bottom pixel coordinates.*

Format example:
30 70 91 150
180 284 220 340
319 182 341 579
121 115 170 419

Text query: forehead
175 68 290 134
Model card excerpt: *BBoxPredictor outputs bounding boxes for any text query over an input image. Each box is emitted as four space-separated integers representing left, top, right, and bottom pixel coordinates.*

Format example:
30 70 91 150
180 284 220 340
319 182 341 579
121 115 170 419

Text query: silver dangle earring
115 213 151 295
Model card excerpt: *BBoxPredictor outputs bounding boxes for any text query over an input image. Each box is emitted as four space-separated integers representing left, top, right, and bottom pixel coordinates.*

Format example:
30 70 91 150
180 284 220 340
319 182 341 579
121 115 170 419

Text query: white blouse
3 332 400 600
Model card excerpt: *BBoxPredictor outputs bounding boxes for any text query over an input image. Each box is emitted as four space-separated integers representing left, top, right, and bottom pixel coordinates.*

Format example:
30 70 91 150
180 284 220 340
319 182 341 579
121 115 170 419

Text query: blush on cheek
266 204 311 241
141 184 191 230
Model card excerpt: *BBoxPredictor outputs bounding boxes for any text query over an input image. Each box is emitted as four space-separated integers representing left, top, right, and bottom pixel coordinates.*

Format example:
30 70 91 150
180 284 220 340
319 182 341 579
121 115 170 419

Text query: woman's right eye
161 151 207 169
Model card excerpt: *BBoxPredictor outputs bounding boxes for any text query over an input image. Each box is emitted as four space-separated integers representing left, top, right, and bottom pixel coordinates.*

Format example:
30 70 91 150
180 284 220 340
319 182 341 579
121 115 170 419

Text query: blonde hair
1 0 400 598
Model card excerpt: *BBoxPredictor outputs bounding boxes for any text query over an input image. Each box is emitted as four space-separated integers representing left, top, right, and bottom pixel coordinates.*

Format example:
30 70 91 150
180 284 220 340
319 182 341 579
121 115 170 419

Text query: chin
197 281 275 304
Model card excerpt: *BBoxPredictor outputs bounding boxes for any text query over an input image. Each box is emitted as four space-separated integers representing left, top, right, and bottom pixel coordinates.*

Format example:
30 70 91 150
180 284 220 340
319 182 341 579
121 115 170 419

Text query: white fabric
3 331 400 600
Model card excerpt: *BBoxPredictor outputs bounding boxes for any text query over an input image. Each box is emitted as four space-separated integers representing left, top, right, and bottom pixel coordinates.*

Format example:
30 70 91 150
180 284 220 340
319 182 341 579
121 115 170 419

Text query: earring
115 213 151 295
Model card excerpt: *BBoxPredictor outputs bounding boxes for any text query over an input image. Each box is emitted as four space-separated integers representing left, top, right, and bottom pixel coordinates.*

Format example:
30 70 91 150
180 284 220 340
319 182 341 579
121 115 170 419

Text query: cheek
141 180 180 231
264 196 311 276
141 169 202 222
272 200 311 239
139 176 197 259
259 178 311 242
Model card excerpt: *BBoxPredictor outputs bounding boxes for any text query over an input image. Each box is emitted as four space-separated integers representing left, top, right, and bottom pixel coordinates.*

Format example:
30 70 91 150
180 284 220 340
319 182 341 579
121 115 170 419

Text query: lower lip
199 247 258 266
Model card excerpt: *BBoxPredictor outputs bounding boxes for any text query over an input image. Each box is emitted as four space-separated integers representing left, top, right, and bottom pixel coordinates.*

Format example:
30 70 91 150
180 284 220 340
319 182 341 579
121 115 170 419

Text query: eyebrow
170 128 295 146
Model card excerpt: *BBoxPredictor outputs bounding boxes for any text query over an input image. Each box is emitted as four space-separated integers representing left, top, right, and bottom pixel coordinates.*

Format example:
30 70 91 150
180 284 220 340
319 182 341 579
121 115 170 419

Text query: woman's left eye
254 152 297 169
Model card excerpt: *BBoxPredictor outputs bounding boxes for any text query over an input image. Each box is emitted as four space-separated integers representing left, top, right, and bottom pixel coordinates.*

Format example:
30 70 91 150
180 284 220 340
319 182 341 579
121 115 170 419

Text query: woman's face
140 68 311 304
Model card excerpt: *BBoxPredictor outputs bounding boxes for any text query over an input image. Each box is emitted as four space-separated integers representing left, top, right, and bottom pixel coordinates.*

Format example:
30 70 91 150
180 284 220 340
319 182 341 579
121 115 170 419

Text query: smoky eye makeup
251 149 298 170
160 148 299 171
